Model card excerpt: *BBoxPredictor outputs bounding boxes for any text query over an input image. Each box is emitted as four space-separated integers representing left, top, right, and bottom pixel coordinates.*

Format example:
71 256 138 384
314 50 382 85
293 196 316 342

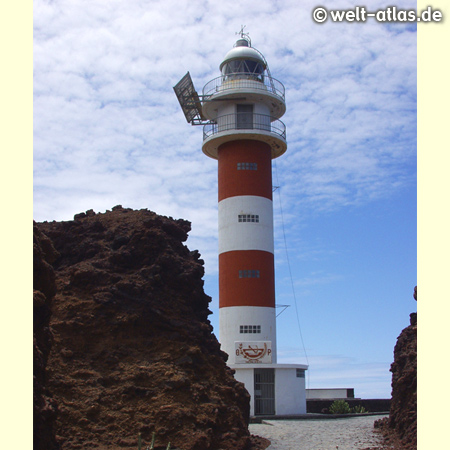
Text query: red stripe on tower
218 140 273 201
219 250 275 308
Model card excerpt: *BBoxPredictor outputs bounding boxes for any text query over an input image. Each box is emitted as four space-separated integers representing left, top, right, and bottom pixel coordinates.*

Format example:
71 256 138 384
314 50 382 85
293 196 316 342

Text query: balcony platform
202 112 287 159
202 128 287 160
202 75 286 120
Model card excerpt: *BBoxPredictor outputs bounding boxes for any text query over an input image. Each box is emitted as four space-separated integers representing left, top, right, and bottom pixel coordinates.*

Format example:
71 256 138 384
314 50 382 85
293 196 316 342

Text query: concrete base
230 363 308 416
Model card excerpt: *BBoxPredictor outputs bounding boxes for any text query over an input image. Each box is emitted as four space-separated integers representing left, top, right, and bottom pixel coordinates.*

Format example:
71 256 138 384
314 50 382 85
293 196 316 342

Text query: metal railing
202 74 285 100
203 113 286 141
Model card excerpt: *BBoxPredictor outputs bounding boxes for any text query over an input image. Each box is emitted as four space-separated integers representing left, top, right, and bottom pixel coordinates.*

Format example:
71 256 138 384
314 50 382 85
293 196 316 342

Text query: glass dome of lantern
219 37 267 82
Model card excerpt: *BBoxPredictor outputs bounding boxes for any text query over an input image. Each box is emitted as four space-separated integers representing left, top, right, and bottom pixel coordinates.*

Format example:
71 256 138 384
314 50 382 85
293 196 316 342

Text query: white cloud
34 1 416 216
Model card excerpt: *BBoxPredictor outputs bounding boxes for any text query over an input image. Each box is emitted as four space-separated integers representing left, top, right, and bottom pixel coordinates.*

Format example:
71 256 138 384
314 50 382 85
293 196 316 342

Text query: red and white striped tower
201 34 287 365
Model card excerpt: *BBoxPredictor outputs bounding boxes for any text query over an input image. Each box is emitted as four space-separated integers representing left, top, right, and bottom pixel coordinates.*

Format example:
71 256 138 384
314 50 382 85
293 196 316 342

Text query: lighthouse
174 30 308 416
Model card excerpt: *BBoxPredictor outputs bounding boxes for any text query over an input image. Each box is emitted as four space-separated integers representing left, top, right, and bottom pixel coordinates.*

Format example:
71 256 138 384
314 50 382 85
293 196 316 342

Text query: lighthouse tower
202 35 285 366
174 31 307 416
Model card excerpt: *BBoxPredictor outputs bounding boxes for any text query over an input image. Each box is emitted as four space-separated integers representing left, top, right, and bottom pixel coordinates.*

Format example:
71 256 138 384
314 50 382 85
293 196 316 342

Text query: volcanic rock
36 207 252 450
34 222 60 450
375 287 417 450
388 310 417 449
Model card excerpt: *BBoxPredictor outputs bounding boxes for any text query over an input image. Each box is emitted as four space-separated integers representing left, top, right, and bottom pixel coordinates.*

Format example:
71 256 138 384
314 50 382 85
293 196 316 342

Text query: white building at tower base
231 363 308 416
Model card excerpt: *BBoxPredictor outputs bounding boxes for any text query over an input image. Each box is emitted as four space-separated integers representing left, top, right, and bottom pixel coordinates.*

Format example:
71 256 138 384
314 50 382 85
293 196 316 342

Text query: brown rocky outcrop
36 206 253 450
375 287 417 450
34 222 60 450
387 309 417 449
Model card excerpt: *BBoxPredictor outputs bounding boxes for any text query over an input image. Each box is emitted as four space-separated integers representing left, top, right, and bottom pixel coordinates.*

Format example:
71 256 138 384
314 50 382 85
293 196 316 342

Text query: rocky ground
35 207 260 450
250 415 388 450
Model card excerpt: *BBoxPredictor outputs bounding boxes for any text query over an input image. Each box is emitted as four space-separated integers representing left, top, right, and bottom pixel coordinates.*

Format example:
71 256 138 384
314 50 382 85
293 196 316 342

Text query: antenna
235 25 251 47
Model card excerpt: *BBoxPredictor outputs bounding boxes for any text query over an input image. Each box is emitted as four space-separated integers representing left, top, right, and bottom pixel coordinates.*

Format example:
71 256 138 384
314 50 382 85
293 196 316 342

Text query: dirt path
249 415 387 450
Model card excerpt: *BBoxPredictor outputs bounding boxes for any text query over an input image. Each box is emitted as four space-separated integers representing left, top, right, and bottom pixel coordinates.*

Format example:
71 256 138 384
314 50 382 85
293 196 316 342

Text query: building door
254 368 275 415
236 104 253 129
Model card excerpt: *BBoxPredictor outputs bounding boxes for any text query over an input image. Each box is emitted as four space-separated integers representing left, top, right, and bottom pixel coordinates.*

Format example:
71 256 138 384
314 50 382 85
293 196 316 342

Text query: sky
33 0 419 399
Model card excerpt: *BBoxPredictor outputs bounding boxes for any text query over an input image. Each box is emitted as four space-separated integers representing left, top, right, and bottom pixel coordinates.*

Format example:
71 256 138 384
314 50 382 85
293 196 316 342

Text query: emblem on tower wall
235 341 272 364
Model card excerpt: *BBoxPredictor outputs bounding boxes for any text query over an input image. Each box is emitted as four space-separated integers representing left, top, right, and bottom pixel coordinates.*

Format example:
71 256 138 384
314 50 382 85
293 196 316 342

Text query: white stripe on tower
218 195 274 254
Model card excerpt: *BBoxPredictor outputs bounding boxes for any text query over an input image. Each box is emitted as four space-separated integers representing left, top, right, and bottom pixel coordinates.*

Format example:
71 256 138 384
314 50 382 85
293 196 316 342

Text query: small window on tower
240 325 261 333
237 162 257 171
239 270 260 278
238 214 259 223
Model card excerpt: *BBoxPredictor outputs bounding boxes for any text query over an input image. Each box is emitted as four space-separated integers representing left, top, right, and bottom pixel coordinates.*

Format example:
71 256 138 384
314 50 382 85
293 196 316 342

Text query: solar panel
173 72 206 125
